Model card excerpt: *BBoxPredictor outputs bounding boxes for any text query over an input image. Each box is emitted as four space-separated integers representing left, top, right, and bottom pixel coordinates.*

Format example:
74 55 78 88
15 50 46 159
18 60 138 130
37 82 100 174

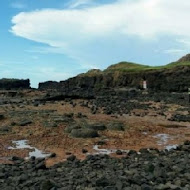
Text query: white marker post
143 80 147 89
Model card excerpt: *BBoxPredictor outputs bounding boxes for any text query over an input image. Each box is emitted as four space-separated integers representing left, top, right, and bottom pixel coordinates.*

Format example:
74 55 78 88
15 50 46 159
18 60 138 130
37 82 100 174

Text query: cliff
0 78 30 89
38 54 190 96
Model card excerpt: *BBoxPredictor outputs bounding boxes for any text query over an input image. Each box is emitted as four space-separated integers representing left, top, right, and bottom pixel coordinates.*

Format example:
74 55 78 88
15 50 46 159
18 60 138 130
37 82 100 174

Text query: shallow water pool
8 140 51 159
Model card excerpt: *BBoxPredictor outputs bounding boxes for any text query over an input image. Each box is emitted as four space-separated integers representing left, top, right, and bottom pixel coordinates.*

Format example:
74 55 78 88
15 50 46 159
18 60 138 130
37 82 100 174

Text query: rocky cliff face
39 55 190 97
176 53 190 63
0 79 30 89
38 81 59 91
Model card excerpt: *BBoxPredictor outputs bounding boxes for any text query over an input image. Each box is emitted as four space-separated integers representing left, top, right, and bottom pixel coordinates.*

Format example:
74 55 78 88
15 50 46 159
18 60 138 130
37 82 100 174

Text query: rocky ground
1 141 190 190
1 89 190 189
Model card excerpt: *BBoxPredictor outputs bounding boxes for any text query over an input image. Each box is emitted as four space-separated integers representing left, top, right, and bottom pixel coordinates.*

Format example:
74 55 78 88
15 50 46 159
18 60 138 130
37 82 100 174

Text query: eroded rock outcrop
39 54 190 97
0 78 30 89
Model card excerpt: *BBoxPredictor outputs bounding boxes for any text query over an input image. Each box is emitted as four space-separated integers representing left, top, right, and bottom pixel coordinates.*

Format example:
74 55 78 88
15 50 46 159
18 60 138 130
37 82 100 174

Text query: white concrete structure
143 80 147 89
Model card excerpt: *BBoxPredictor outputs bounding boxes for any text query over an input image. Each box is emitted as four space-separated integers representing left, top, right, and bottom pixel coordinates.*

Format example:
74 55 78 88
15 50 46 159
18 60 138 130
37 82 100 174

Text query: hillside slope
39 54 190 95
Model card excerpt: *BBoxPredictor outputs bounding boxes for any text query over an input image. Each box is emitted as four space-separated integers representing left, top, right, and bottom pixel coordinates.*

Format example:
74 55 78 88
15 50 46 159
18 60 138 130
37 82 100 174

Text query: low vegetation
105 61 190 73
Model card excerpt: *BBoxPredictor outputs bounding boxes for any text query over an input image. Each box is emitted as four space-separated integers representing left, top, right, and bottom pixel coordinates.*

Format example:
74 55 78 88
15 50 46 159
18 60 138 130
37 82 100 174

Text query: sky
1 0 190 87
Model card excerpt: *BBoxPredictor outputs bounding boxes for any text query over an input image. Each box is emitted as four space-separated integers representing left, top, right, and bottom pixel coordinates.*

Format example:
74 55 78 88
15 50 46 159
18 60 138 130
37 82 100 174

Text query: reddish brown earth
0 90 190 167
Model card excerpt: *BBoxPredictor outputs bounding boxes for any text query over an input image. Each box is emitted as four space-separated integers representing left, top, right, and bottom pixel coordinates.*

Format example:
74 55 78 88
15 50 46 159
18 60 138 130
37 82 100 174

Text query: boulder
70 128 99 138
85 123 106 131
64 124 81 133
107 122 125 131
0 114 5 120
18 119 32 126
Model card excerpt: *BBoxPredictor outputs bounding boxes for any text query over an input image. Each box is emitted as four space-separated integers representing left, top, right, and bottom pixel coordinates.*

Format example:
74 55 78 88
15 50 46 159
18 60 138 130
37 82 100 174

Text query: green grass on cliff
78 56 190 77
105 62 151 72
164 61 190 68
104 61 190 73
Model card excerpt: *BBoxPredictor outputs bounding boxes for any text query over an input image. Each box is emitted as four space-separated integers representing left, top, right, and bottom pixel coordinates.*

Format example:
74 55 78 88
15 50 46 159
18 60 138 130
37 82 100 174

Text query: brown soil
0 91 190 167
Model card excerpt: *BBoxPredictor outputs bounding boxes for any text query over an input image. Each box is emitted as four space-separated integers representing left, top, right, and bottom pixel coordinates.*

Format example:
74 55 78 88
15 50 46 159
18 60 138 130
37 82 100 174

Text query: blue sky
1 0 190 87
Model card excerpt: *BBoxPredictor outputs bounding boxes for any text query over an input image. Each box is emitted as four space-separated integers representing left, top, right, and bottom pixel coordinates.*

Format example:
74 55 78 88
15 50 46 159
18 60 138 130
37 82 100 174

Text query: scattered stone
49 153 56 158
76 112 87 118
9 156 24 162
40 180 55 190
0 114 5 120
85 123 106 131
184 140 190 145
169 114 190 122
70 128 99 138
0 126 12 133
35 161 46 170
64 124 80 133
116 150 123 155
67 155 76 162
43 122 57 128
96 140 107 145
107 122 125 131
82 149 88 154
1 142 190 189
18 119 32 126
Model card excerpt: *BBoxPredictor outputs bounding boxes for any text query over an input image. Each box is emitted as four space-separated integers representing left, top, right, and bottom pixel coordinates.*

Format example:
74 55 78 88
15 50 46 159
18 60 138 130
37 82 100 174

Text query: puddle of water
165 144 177 150
153 133 178 150
93 142 178 156
93 145 128 155
8 140 51 159
153 134 170 145
93 145 117 155
9 140 32 149
92 133 179 155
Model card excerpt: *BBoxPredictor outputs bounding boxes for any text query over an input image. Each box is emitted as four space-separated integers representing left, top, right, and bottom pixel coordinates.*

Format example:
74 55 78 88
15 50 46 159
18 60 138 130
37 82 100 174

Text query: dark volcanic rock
43 122 57 128
70 128 99 138
177 53 190 62
85 123 106 131
38 81 59 90
18 119 32 126
169 114 190 122
67 155 76 162
64 124 81 133
107 122 125 131
40 180 55 190
38 55 190 97
1 142 190 189
0 114 5 120
0 78 30 89
116 150 123 155
0 126 12 133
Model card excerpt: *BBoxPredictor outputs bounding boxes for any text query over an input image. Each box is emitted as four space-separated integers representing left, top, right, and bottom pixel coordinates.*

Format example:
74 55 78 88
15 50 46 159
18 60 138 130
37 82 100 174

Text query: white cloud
11 0 190 68
12 0 190 40
68 0 94 8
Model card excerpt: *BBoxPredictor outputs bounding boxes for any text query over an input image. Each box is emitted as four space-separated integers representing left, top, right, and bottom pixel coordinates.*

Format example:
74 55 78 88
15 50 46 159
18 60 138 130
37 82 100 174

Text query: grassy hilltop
105 54 190 73
79 54 190 77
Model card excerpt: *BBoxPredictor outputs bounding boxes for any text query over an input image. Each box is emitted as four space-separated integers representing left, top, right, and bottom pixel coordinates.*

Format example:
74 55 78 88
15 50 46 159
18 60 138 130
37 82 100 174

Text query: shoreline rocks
1 142 190 189
0 78 30 90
